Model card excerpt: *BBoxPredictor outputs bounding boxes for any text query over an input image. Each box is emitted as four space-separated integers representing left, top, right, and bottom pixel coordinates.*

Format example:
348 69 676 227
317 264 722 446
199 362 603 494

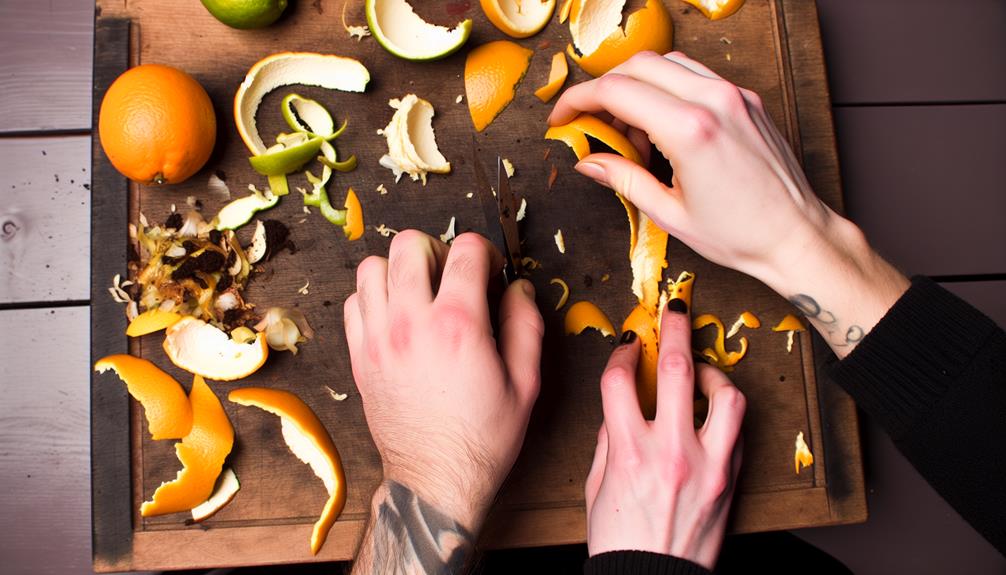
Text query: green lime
200 0 288 30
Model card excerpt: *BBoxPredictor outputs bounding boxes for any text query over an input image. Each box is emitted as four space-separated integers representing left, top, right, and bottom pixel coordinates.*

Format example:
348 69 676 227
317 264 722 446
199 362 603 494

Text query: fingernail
519 279 535 297
620 330 637 344
666 298 688 314
576 161 606 182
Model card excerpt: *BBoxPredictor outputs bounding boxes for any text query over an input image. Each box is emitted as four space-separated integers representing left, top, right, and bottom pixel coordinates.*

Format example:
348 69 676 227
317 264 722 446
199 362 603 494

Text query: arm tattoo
788 294 865 348
353 480 475 575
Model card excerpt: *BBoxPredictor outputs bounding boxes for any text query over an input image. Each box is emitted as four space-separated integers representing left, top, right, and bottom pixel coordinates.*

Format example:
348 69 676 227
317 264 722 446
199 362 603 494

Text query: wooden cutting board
90 0 865 571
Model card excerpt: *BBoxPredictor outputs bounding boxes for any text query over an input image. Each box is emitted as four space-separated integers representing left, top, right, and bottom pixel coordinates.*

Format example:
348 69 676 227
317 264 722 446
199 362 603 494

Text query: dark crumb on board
584 274 593 288
779 375 786 382
41 150 46 156
83 183 90 190
323 300 332 307
164 213 183 230
54 174 59 182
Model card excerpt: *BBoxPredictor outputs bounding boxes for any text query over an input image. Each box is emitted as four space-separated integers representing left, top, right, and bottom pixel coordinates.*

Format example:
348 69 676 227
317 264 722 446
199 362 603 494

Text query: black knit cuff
826 275 1000 439
584 551 711 575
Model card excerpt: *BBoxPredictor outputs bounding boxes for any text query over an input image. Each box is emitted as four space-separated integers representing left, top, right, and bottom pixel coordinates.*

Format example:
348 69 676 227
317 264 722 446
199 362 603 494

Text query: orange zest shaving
564 301 615 337
228 387 346 555
465 40 534 131
343 187 364 240
550 277 570 311
126 308 183 337
94 354 194 440
795 431 814 474
534 52 569 103
141 375 234 517
567 0 674 77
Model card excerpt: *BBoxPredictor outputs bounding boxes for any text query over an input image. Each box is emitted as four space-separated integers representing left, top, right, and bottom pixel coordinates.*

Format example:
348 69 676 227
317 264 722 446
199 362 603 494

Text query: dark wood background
1 0 1003 574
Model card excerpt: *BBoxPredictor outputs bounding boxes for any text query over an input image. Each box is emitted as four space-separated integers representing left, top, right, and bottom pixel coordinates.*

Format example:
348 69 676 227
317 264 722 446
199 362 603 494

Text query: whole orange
98 64 217 185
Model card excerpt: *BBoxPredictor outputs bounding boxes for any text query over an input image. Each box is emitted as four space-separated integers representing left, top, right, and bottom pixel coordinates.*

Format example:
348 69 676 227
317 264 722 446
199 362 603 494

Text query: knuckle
713 82 746 112
601 364 636 392
596 73 630 94
661 453 691 488
431 302 478 349
681 107 719 145
740 88 763 110
704 469 731 501
720 385 747 414
658 350 693 379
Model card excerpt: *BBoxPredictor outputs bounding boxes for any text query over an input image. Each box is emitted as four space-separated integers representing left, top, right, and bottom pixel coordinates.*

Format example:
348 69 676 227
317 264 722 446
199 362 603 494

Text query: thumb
575 153 683 232
498 279 544 406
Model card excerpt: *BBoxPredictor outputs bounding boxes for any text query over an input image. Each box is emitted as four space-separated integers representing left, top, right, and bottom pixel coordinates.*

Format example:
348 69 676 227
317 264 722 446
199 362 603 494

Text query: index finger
435 232 504 316
655 300 696 431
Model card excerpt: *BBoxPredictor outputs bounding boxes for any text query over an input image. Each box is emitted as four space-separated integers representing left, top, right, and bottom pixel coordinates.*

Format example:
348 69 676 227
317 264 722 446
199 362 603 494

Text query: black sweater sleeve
827 275 1006 554
583 551 711 575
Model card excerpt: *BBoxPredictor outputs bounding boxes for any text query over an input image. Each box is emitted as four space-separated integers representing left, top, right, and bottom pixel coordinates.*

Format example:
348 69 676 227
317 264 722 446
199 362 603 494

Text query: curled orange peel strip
565 301 616 338
94 354 193 440
228 387 346 555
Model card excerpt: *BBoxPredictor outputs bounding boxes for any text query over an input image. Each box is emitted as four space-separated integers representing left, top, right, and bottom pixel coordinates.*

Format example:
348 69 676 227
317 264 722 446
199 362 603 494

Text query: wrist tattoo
353 480 475 574
788 294 865 347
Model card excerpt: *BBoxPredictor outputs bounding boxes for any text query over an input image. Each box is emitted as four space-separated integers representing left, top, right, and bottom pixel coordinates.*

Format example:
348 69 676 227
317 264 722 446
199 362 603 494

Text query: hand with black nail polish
585 303 746 571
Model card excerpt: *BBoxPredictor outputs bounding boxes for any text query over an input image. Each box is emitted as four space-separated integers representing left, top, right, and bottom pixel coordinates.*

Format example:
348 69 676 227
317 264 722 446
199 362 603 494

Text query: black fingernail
620 330 637 344
666 297 688 314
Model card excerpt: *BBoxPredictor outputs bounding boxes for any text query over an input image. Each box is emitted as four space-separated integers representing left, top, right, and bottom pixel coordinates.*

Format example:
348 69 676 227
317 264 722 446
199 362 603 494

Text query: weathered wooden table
1 1 1004 574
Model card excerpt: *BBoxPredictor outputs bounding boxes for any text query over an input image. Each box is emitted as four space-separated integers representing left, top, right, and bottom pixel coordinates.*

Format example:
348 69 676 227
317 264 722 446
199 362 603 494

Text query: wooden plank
816 0 1006 105
0 0 94 133
943 280 1006 329
0 307 93 575
89 17 133 574
91 1 862 568
0 136 91 304
834 104 1006 276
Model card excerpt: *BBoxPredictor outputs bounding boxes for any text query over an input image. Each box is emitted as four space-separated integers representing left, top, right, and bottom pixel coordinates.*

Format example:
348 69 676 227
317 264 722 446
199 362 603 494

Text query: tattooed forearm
789 293 865 348
352 480 475 575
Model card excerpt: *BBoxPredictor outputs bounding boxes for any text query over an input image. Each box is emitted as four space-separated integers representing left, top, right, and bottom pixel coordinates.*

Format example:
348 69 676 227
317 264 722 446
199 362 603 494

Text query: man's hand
345 230 544 573
551 51 909 358
586 304 745 570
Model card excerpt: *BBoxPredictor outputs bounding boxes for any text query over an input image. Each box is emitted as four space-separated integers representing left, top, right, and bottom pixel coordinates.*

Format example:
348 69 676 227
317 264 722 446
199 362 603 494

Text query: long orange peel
228 387 347 555
567 0 674 77
564 301 615 338
94 354 194 440
465 40 534 131
126 308 182 337
141 375 234 517
534 52 569 103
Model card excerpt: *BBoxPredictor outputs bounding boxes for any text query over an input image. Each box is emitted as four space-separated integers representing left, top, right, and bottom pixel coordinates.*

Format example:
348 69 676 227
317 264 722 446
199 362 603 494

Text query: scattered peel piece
465 40 534 131
215 187 279 231
141 375 234 517
502 157 516 178
228 387 347 555
126 308 183 337
568 0 674 77
191 467 240 522
343 188 365 240
521 256 541 270
564 301 615 337
439 216 458 243
163 316 269 381
516 197 527 222
234 52 370 155
481 0 556 38
94 354 193 440
558 0 573 22
683 0 746 21
726 311 761 339
794 431 814 474
773 313 806 353
379 94 451 184
366 0 473 61
254 307 314 355
341 0 371 40
534 51 569 103
693 313 748 371
554 229 566 254
550 277 570 311
325 385 349 402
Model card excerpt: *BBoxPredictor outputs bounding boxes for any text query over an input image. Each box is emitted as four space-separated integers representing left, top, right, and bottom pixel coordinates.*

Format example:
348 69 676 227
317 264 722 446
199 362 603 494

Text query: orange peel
465 40 534 131
726 310 760 339
558 0 573 22
141 375 234 517
666 271 696 310
683 0 746 21
622 303 660 418
693 313 748 371
228 387 346 555
126 308 182 337
564 301 615 338
191 467 240 522
567 0 674 77
545 113 643 165
534 52 569 103
795 431 814 474
94 354 193 440
550 277 570 311
481 0 556 38
343 188 364 240
773 313 806 354
163 316 269 381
